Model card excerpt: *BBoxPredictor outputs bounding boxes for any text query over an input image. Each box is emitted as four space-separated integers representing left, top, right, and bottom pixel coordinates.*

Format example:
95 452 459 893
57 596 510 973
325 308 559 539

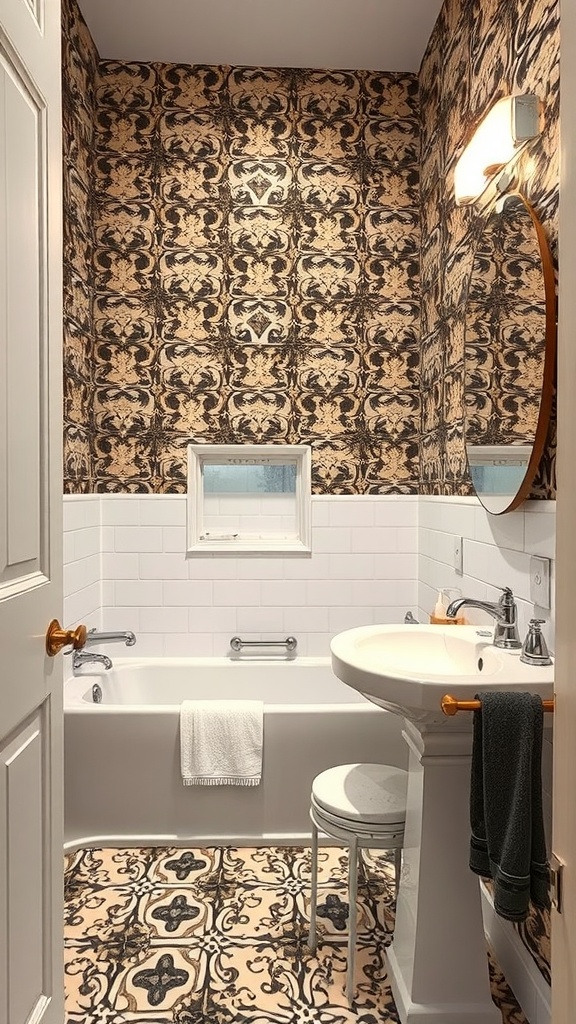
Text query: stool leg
346 836 358 1004
394 846 402 899
308 820 318 953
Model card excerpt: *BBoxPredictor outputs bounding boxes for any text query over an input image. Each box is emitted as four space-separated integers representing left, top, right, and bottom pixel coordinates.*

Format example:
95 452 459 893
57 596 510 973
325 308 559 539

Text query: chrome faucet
520 618 552 666
445 587 522 650
71 628 137 674
84 629 136 647
72 650 113 672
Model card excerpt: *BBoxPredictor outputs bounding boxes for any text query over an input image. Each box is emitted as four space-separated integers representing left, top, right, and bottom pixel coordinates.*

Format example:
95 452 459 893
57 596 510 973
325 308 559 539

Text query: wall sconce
454 94 540 206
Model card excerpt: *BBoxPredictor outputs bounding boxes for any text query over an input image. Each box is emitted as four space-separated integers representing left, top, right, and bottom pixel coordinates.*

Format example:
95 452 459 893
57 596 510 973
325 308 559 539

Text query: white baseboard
480 882 551 1024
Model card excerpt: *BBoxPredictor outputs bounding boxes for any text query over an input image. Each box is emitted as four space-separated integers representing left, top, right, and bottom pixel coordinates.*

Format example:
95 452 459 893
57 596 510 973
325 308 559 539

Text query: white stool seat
312 763 408 826
308 762 408 1005
311 796 405 837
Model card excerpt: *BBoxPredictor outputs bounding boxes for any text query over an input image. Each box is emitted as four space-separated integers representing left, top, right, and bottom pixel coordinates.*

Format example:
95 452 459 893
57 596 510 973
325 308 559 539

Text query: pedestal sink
330 624 554 1024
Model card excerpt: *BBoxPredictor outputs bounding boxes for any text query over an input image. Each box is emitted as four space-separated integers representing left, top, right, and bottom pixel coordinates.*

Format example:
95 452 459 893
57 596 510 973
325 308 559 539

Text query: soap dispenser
429 590 446 624
430 588 467 625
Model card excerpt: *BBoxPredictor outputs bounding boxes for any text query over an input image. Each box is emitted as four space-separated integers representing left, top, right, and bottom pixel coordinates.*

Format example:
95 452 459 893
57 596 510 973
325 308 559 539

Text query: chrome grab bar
230 636 297 653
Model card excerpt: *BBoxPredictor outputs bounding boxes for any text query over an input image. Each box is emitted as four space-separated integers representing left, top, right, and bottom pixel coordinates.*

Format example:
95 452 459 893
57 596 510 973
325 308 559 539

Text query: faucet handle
495 587 517 614
520 618 552 666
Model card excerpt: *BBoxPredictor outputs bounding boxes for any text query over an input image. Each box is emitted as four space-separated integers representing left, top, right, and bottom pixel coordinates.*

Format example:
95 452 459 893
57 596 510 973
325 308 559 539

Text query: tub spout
84 628 137 647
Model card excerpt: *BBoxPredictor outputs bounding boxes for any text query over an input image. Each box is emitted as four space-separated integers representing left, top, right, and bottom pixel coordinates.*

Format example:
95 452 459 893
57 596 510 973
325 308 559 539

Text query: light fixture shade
454 94 539 206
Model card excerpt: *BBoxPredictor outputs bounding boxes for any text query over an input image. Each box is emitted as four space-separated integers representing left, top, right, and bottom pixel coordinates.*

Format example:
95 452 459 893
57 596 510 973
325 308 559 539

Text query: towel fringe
183 776 261 787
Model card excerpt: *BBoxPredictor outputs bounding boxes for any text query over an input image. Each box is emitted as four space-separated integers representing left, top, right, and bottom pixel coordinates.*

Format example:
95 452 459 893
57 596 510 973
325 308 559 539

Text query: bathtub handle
230 636 298 653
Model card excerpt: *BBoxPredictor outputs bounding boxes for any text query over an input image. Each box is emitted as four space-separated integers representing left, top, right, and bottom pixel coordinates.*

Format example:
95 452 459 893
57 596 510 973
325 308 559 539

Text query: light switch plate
453 536 463 575
530 555 551 609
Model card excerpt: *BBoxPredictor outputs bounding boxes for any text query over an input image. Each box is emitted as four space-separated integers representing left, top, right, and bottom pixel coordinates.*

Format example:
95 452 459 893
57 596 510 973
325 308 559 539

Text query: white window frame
187 444 312 555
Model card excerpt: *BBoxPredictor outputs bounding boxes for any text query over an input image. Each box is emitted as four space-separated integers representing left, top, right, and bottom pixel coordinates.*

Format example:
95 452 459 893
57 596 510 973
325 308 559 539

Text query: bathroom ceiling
76 0 444 72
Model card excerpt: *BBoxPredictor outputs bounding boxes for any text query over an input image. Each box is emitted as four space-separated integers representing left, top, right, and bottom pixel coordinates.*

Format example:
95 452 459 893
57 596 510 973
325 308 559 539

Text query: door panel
4 58 42 572
1 710 49 1024
0 50 46 593
0 0 63 1021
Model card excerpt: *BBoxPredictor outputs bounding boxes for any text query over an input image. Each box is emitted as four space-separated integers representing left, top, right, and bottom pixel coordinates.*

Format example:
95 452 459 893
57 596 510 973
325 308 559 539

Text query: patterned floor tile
67 846 159 887
64 845 530 1024
64 882 140 935
515 902 551 985
118 947 203 1013
488 949 531 1024
484 877 551 986
150 848 219 885
142 888 211 938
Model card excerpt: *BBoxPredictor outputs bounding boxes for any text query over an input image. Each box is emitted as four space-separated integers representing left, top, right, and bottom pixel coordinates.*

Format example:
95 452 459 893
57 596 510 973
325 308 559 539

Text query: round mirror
464 192 556 515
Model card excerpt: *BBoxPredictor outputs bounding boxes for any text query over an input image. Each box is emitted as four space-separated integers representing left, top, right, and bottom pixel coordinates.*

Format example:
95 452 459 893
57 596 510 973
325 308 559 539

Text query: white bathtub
64 657 406 848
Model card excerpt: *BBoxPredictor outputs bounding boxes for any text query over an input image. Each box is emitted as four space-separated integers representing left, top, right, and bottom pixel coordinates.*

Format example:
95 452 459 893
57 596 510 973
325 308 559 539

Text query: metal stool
308 762 408 1004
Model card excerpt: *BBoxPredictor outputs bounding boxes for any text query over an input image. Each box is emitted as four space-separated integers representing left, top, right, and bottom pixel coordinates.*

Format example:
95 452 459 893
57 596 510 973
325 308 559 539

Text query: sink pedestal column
386 721 501 1024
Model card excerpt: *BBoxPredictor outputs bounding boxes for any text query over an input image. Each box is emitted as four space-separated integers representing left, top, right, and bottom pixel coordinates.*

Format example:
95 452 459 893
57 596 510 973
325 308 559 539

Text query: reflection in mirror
464 192 555 515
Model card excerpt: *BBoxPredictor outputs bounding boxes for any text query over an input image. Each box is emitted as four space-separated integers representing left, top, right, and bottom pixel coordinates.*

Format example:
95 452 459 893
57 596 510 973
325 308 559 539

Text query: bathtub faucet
71 628 137 674
72 650 113 672
84 628 137 647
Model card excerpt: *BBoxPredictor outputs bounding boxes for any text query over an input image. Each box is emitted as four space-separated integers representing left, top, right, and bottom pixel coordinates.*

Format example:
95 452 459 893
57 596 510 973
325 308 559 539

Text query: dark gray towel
469 691 550 921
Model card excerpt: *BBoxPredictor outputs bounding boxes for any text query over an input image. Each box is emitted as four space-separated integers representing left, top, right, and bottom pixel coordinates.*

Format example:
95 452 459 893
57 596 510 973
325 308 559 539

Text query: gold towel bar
441 694 555 716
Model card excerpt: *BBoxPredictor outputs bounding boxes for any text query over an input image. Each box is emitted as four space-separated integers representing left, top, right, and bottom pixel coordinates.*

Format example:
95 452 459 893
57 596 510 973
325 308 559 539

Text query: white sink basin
331 623 554 724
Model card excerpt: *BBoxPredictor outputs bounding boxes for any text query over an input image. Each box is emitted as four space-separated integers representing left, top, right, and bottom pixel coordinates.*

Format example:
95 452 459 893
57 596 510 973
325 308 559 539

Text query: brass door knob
46 619 87 657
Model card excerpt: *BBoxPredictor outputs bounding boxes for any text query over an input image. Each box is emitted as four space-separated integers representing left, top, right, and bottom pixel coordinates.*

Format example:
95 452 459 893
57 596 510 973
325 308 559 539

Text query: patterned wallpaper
419 0 559 497
63 0 560 499
465 195 546 447
62 0 98 491
86 63 420 493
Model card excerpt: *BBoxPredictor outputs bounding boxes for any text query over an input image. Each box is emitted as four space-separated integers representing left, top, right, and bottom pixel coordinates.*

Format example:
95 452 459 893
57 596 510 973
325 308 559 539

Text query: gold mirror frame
463 191 556 515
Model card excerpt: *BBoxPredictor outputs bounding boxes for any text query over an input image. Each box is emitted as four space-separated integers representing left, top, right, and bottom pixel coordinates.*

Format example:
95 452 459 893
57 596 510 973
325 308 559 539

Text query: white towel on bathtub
180 700 263 786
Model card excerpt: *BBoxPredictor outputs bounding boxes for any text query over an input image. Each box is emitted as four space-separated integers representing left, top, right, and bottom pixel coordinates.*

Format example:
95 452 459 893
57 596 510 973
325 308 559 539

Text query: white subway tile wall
62 494 420 657
417 496 556 644
63 493 556 656
63 496 102 630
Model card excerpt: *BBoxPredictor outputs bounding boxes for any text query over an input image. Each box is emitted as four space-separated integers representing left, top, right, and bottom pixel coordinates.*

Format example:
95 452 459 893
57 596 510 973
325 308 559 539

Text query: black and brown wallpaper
63 0 560 498
465 195 547 447
419 0 559 497
62 0 99 491
63 0 421 494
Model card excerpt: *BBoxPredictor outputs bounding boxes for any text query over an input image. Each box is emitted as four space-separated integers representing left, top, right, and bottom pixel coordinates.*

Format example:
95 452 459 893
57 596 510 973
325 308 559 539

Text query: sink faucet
445 587 522 650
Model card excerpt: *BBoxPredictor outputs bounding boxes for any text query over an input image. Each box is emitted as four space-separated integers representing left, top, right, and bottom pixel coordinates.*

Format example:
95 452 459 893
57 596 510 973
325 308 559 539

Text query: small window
187 444 311 555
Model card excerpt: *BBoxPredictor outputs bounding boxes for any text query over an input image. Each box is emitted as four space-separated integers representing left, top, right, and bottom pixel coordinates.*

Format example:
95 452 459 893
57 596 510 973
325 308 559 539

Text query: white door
553 1 576 1018
0 0 65 1021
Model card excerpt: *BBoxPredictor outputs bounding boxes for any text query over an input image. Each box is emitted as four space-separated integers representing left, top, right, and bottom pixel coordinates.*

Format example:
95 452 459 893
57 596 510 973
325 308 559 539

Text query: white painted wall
77 0 444 71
